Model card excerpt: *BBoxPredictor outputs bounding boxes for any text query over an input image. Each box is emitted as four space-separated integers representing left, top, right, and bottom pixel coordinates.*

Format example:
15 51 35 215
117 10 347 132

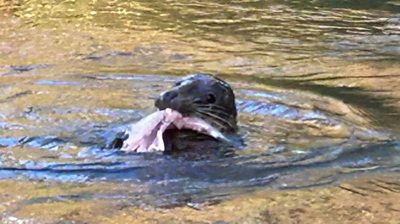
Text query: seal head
155 74 237 133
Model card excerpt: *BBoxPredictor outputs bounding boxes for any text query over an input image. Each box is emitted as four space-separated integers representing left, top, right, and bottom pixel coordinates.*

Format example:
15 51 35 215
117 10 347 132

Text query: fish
121 108 230 152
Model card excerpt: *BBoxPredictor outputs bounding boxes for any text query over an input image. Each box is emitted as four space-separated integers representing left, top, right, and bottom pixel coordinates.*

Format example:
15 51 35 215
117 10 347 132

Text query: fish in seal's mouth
121 108 230 152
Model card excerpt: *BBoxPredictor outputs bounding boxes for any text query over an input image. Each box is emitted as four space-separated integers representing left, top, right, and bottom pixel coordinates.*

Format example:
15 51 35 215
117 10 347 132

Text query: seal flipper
106 129 129 149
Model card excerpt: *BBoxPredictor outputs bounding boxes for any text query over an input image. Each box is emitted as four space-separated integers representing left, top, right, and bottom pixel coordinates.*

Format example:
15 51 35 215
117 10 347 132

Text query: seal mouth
121 108 229 152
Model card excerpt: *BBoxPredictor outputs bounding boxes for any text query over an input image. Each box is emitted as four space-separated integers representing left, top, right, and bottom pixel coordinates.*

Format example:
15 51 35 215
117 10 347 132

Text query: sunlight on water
0 0 400 222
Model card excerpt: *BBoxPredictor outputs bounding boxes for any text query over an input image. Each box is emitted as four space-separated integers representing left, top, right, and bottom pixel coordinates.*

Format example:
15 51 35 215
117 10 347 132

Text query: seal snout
161 91 178 102
155 90 179 111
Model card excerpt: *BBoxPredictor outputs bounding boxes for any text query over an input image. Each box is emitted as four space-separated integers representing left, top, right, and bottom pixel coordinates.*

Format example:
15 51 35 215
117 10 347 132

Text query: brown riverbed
0 0 400 223
2 174 400 224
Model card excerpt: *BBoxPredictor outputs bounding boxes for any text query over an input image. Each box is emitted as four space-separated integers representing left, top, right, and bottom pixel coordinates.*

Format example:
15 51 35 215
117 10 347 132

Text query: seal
155 73 238 153
111 73 238 154
155 74 237 133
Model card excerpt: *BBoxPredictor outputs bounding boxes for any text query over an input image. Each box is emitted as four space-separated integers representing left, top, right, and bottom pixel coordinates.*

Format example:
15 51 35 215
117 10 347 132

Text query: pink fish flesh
121 108 229 152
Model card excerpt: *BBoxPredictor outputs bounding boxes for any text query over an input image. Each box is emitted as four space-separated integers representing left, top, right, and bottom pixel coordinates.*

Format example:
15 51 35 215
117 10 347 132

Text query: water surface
0 0 400 221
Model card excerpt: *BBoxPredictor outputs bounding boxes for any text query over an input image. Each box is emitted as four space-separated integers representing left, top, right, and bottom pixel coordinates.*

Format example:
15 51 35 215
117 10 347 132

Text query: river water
0 0 400 222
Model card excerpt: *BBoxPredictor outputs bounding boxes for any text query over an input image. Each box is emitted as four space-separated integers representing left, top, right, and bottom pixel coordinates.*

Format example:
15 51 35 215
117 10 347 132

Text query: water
0 0 400 221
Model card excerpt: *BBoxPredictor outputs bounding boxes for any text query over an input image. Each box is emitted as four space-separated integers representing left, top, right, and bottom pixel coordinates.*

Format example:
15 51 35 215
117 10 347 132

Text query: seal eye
206 93 216 104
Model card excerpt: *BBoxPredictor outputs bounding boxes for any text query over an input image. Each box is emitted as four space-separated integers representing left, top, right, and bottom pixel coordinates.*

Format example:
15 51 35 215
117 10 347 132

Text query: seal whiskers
194 109 236 131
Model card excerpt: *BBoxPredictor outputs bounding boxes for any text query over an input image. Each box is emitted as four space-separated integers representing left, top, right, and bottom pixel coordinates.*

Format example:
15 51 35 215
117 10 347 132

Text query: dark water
0 0 400 211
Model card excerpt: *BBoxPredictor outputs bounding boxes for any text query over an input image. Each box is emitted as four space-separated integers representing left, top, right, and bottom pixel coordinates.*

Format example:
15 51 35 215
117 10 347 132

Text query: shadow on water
234 74 400 131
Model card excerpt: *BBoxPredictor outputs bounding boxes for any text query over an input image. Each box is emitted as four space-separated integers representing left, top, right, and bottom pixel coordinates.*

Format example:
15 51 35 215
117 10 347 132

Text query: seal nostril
206 93 216 104
163 91 178 102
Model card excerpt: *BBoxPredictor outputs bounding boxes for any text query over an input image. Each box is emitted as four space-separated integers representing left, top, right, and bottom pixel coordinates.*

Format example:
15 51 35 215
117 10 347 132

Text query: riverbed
0 0 399 223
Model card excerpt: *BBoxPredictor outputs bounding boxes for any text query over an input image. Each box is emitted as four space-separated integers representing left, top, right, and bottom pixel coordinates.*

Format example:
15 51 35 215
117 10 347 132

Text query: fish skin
121 109 228 153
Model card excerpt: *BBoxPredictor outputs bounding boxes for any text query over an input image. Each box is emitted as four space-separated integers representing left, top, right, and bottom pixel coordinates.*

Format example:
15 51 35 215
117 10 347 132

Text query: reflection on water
0 0 400 221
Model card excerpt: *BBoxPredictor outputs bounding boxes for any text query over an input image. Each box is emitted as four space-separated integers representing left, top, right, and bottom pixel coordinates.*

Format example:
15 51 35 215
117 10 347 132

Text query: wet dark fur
112 74 238 156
